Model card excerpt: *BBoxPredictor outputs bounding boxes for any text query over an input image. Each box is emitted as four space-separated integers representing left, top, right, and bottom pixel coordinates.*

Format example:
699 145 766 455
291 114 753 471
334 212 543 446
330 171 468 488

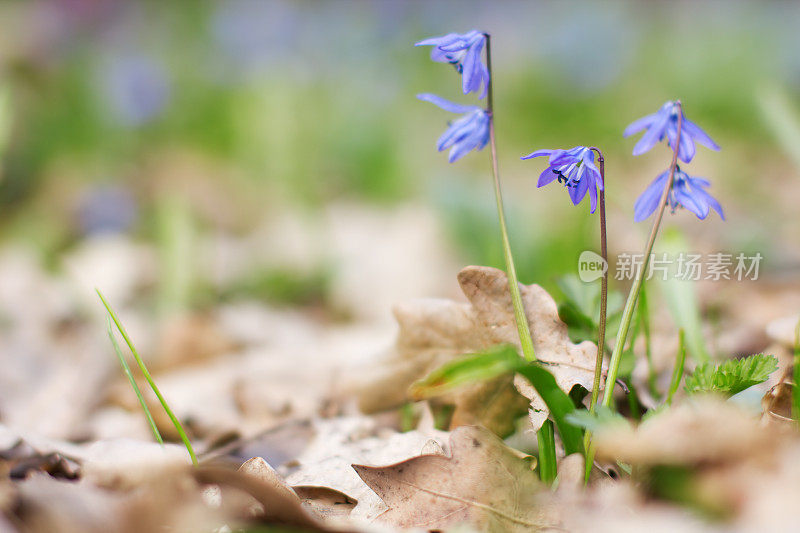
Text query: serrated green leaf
684 354 778 398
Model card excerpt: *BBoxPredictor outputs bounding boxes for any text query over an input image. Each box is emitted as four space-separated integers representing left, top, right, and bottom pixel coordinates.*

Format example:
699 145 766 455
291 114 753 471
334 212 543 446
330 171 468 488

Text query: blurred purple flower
623 101 719 163
104 54 169 126
521 146 604 213
634 166 724 222
417 93 490 162
77 185 137 235
416 30 489 97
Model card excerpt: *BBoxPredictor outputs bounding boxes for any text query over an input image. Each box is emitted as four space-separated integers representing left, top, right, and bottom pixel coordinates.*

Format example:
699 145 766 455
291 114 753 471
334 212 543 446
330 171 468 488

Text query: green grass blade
97 289 198 466
666 329 687 405
537 420 557 484
107 317 163 445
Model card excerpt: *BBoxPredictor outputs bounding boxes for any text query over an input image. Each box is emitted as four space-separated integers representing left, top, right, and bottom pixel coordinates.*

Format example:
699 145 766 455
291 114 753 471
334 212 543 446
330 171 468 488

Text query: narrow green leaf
516 364 585 456
107 318 163 444
97 289 198 466
666 329 687 405
537 420 556 484
684 354 778 398
409 345 519 399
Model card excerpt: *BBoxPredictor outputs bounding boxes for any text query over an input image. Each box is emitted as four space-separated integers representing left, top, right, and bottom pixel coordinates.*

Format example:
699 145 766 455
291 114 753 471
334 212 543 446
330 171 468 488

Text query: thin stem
588 147 608 413
601 101 684 408
484 33 536 362
97 289 198 466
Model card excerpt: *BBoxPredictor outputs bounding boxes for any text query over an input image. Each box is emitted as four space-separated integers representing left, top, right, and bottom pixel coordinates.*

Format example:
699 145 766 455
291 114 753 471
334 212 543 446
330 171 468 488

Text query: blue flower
521 146 604 213
416 30 489 97
634 166 724 222
623 101 720 163
417 93 490 162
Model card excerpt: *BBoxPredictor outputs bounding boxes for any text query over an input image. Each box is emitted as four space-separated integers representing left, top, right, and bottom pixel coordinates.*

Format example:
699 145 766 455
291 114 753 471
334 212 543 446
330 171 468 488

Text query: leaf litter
3 231 800 532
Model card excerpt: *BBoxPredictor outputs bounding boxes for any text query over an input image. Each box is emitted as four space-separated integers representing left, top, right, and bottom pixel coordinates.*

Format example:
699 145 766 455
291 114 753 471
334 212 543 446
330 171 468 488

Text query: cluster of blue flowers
415 31 491 162
416 31 724 224
624 101 723 221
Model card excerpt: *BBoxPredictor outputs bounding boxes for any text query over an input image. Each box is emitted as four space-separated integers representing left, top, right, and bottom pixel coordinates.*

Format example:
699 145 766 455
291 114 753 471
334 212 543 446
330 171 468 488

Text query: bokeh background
1 0 800 439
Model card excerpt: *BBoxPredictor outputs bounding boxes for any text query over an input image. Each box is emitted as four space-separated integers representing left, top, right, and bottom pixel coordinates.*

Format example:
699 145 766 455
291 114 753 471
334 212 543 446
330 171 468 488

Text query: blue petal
632 108 670 156
521 149 555 160
688 180 725 220
623 113 657 137
436 115 474 151
415 33 460 47
461 43 479 94
569 171 590 205
537 168 558 187
634 171 669 222
588 178 598 213
674 184 708 219
417 93 478 114
683 118 720 151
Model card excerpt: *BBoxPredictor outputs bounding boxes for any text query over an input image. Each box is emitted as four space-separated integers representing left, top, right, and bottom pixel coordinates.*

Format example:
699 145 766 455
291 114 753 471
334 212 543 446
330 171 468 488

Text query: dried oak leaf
357 266 599 431
352 425 554 532
594 397 780 466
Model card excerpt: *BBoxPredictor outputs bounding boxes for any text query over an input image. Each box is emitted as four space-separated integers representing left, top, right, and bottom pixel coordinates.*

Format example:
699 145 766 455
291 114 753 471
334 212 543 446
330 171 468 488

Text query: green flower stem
601 101 684 408
588 147 608 413
97 289 198 466
485 34 559 478
484 33 536 363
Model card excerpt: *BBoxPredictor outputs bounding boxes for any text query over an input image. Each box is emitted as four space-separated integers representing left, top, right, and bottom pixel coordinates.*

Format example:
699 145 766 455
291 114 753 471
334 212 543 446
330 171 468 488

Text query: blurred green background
0 0 798 315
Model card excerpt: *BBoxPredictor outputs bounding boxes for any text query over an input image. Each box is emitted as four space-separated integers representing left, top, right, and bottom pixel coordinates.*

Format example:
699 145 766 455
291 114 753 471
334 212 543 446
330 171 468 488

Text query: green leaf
409 345 520 399
565 406 627 432
97 289 198 466
684 354 778 398
516 364 585 456
409 344 585 457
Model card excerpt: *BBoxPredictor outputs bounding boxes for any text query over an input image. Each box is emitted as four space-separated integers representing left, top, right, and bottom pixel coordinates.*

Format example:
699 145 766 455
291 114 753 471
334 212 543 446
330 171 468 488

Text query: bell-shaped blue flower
416 30 489 97
417 94 490 162
624 101 720 163
634 166 724 222
521 146 604 213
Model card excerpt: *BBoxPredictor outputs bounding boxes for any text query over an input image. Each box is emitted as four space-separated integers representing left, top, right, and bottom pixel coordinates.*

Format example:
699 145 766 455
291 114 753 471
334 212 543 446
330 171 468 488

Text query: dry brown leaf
194 466 341 531
352 425 553 532
358 266 598 431
594 398 779 466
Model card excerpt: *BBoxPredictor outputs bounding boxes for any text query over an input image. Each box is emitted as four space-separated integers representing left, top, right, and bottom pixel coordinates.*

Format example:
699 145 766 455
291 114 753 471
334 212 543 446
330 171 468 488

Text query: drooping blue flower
521 146 604 213
416 30 489 97
623 101 720 163
417 93 490 162
634 166 724 222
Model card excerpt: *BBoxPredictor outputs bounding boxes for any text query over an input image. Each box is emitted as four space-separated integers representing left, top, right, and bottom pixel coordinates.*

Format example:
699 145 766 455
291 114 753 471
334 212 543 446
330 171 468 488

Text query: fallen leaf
594 397 779 466
358 266 599 432
352 425 552 532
